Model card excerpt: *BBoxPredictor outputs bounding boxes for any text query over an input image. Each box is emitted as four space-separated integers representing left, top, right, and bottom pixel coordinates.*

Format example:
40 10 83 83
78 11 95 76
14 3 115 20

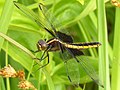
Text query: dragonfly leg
40 52 49 68
30 50 40 53
33 45 50 61
39 50 47 61
33 53 48 67
33 49 48 67
33 45 52 68
35 52 49 70
32 53 49 73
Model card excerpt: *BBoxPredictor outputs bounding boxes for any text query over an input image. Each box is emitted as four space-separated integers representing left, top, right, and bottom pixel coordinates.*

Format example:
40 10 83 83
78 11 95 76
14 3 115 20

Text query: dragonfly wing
64 58 80 86
38 3 71 38
59 47 81 86
13 2 55 37
38 3 60 31
66 48 104 87
76 55 104 87
56 31 73 43
14 2 43 27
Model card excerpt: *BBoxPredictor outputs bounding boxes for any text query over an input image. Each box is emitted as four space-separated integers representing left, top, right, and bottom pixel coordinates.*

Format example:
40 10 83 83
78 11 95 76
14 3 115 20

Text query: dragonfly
14 1 104 88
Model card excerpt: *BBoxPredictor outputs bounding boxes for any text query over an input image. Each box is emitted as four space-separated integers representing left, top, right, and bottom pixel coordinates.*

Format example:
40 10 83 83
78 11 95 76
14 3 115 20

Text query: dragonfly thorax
37 40 48 50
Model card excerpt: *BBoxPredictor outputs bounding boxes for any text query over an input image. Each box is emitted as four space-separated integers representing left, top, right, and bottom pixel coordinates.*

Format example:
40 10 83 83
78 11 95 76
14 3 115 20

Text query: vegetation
0 0 120 90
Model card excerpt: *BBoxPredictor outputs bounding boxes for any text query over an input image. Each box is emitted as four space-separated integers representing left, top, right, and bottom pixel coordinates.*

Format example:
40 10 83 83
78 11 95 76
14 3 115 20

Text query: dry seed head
18 80 37 90
16 70 25 80
0 65 17 78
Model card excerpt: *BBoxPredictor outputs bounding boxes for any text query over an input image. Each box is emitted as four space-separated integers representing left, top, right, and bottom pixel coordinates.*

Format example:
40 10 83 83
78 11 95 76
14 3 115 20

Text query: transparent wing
13 1 55 37
38 3 69 37
64 59 80 86
66 48 104 87
38 3 60 32
60 48 80 86
14 2 71 38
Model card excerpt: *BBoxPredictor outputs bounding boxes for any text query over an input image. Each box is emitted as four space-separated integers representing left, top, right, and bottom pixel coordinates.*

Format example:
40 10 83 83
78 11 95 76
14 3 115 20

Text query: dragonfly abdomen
63 42 101 50
50 39 101 50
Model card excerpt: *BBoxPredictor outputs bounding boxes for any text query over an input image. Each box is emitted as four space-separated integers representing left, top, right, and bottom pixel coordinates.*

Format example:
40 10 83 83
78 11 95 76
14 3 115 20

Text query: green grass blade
0 0 14 51
64 0 109 27
0 1 13 90
5 42 10 90
42 69 55 90
97 0 110 90
111 8 120 90
0 76 5 90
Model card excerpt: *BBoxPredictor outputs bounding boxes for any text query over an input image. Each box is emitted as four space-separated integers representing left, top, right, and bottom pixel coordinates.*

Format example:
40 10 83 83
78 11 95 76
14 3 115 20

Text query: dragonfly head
37 40 48 50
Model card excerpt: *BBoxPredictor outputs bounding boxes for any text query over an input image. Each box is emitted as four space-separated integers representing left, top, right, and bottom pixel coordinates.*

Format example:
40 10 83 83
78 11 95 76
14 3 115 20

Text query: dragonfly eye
37 40 48 50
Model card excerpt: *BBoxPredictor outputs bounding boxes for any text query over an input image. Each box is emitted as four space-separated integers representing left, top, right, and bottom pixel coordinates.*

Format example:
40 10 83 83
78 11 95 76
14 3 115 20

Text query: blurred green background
0 0 120 90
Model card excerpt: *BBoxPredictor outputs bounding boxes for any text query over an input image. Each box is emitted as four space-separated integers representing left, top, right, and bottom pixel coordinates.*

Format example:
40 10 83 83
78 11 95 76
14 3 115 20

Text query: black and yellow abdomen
47 38 101 51
58 40 101 50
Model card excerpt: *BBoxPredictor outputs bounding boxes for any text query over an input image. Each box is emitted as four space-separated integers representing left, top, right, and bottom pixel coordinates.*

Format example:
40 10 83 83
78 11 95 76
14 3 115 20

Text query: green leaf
0 0 13 51
111 8 120 90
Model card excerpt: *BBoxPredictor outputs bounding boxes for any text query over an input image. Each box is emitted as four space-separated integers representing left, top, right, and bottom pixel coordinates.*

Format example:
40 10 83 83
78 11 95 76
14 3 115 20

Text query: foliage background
0 0 120 90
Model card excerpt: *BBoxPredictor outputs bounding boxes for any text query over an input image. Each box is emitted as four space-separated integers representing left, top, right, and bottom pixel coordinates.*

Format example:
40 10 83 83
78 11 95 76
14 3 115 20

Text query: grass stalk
111 7 120 90
97 0 110 90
